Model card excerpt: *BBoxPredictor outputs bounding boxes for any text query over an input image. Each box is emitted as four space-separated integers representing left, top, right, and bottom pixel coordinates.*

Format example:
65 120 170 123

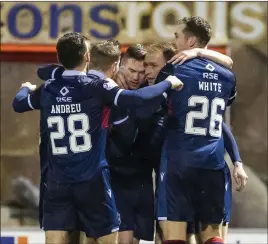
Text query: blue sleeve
12 86 42 113
115 80 171 108
86 77 171 109
222 122 241 163
134 93 167 118
37 64 64 81
227 74 237 106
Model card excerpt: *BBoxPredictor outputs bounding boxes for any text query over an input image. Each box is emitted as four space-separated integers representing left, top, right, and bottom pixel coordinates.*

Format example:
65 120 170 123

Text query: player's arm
222 122 248 191
133 92 168 118
228 85 237 106
115 76 182 108
198 49 233 69
222 122 241 165
222 72 240 163
37 64 64 81
101 76 183 109
227 73 237 107
12 83 42 113
168 48 233 69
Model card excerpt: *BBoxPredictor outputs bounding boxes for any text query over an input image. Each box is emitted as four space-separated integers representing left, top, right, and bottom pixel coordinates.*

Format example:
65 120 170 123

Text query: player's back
40 71 110 183
167 58 235 170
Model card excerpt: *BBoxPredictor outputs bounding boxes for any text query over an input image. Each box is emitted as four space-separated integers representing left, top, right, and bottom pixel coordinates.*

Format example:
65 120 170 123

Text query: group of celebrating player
13 16 248 244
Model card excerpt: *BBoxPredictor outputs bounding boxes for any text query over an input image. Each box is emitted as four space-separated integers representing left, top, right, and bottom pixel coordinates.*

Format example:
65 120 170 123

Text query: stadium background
0 1 267 243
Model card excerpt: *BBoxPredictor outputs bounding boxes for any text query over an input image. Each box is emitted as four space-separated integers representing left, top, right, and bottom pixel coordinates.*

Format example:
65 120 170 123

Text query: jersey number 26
185 95 225 137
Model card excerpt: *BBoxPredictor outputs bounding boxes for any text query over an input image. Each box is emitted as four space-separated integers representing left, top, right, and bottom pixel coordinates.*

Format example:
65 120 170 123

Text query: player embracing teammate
155 17 248 244
12 16 248 244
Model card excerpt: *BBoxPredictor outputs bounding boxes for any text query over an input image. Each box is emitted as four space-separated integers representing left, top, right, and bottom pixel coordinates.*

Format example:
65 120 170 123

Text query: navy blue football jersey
106 79 168 178
165 58 236 170
14 65 173 183
37 70 171 183
40 71 118 182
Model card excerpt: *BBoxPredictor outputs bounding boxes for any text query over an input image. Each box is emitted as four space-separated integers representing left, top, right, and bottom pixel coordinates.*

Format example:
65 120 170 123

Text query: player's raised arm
169 48 233 69
12 82 42 113
105 75 183 109
98 76 183 108
37 64 64 81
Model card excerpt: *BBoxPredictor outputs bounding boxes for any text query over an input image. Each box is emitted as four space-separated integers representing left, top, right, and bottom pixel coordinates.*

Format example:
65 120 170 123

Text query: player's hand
166 75 184 91
168 48 201 65
233 162 248 192
21 82 37 91
114 71 129 89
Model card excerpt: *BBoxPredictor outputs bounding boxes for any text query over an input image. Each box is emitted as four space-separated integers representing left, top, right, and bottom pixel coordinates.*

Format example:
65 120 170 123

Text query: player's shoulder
87 70 120 93
175 57 226 70
52 65 65 79
63 70 106 90
179 58 235 81
86 69 105 83
37 64 65 80
197 58 234 74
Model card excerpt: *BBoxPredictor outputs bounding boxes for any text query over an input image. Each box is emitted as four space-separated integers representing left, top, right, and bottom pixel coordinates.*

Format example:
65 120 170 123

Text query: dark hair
90 39 121 72
123 44 147 61
56 32 90 69
177 16 212 47
146 43 176 62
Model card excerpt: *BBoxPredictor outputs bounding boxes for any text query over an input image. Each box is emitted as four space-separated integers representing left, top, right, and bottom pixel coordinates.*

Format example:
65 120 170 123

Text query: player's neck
104 70 113 79
90 66 112 79
67 63 87 73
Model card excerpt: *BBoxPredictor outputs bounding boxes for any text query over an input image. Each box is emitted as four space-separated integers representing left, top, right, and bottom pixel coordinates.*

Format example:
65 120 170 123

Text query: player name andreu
51 104 81 114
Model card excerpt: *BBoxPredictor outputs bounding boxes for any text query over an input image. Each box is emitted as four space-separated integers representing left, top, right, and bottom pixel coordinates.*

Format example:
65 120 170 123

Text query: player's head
120 44 147 89
145 43 176 85
56 32 91 71
174 16 212 53
90 39 121 78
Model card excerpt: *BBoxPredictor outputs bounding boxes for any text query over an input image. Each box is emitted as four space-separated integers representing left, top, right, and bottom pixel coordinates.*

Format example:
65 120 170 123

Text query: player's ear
111 57 120 77
187 36 197 48
113 61 119 73
57 54 62 66
84 52 90 63
110 62 118 78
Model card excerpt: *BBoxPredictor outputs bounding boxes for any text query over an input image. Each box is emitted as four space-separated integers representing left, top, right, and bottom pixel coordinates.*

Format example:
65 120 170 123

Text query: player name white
198 81 222 92
51 104 81 114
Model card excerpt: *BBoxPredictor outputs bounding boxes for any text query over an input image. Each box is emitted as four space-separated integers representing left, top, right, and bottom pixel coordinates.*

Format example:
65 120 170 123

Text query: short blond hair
90 40 121 72
146 43 176 62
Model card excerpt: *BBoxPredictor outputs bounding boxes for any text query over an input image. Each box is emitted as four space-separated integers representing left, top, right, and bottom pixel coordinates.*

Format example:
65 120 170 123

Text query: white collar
87 69 106 79
62 70 86 77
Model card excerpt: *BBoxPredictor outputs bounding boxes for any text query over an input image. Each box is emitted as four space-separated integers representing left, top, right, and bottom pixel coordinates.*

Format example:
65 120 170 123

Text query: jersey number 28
185 95 225 137
47 113 92 155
